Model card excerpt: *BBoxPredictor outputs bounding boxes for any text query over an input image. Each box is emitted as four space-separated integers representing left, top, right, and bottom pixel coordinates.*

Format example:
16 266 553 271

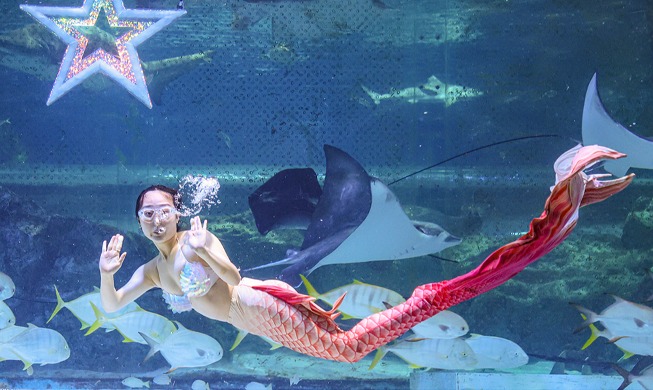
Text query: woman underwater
99 145 633 363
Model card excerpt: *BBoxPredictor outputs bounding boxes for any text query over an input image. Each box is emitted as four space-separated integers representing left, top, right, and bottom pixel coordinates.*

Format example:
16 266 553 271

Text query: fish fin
612 364 632 390
368 347 387 370
84 302 105 336
569 303 597 333
10 348 32 372
140 332 161 362
93 286 100 292
634 318 646 328
340 313 354 320
582 314 600 350
382 301 392 310
230 330 248 351
300 275 320 298
618 349 635 361
47 284 65 323
269 343 283 350
172 321 183 331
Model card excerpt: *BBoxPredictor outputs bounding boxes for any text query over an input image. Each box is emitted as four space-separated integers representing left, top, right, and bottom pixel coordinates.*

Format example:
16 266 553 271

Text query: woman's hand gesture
99 234 127 275
185 216 208 250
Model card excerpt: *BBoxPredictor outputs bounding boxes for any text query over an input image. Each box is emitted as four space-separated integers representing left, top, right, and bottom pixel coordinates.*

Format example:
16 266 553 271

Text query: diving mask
138 206 179 223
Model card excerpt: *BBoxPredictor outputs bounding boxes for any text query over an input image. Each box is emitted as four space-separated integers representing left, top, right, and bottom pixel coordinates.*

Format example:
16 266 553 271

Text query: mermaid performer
99 145 633 362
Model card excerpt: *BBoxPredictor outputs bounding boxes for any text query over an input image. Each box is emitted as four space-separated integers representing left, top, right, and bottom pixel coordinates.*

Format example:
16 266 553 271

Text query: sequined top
162 261 217 313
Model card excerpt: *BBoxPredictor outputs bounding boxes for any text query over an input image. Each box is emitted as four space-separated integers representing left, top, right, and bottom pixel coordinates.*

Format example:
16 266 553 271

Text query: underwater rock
621 196 653 250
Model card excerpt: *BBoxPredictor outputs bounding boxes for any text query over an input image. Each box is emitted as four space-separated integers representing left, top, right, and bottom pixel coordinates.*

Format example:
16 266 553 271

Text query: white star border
20 0 186 108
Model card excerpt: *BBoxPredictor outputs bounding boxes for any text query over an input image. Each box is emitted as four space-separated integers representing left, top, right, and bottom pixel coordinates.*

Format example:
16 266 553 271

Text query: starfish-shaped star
20 0 186 108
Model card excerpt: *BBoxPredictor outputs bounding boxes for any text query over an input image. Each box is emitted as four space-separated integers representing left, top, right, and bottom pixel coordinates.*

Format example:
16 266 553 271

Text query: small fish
86 302 176 344
152 374 171 385
121 377 150 388
0 301 16 329
191 379 210 390
0 323 70 371
48 285 140 329
361 76 483 107
464 334 529 369
580 314 653 358
0 272 15 300
370 336 477 370
301 275 405 319
572 295 653 337
410 310 469 339
0 118 10 127
245 382 272 390
141 321 223 370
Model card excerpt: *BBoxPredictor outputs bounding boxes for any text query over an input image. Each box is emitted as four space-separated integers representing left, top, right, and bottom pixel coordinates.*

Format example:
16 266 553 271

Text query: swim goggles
138 206 179 222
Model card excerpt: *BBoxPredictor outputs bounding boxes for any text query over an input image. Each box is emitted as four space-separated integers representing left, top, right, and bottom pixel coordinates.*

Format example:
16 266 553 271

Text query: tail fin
300 275 320 298
140 331 162 362
570 304 598 334
368 347 388 370
361 85 382 105
580 314 600 349
612 364 632 390
230 330 248 351
47 285 65 323
85 302 106 335
432 145 633 307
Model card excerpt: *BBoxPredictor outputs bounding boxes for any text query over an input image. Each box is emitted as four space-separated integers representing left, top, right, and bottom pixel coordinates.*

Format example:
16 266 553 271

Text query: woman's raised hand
99 234 127 275
185 216 208 250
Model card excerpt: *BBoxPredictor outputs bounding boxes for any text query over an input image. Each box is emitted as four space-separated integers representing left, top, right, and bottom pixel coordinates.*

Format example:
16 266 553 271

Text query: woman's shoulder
142 256 162 286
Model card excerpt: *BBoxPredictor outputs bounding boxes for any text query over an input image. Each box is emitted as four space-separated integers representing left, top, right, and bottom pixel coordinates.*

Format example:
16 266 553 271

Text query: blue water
0 0 652 388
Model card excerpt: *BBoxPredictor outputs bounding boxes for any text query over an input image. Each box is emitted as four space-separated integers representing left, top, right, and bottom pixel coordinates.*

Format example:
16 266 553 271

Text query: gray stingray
246 145 462 287
582 73 653 176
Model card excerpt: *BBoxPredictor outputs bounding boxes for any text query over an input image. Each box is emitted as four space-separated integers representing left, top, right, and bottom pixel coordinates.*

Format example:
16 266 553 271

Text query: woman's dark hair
135 185 182 220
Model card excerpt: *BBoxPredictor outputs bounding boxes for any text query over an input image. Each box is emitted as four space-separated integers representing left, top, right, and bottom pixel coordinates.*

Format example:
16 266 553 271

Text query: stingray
245 145 461 287
582 73 653 176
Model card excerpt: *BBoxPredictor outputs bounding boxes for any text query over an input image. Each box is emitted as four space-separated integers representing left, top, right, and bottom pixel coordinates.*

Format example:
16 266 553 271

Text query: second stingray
246 144 462 287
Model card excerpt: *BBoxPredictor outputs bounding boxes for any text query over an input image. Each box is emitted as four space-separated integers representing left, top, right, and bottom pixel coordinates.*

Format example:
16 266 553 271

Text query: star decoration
20 0 186 108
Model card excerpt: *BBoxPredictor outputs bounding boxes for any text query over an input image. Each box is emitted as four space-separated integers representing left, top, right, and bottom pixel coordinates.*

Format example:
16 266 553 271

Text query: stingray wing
582 73 653 176
248 168 322 235
301 145 372 249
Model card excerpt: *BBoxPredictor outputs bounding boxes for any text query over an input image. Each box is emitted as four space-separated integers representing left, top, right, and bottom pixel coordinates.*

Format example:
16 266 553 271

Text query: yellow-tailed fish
0 271 15 300
370 336 477 370
48 285 141 329
140 321 223 371
0 323 70 372
464 334 528 369
581 314 649 359
86 302 175 344
301 275 405 319
410 310 469 339
572 295 653 337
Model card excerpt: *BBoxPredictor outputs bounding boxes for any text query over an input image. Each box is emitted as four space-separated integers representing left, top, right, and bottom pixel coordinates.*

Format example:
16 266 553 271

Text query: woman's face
138 190 180 243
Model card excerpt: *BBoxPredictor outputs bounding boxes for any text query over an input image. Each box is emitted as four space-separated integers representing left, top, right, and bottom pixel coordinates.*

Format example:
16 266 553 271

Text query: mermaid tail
231 145 634 362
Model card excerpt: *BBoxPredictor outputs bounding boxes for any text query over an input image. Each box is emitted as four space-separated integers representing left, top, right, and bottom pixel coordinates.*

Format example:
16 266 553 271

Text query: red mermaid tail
234 145 634 362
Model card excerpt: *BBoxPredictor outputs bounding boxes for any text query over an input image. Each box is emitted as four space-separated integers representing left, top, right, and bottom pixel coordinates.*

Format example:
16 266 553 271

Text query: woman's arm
99 234 157 312
184 217 242 286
